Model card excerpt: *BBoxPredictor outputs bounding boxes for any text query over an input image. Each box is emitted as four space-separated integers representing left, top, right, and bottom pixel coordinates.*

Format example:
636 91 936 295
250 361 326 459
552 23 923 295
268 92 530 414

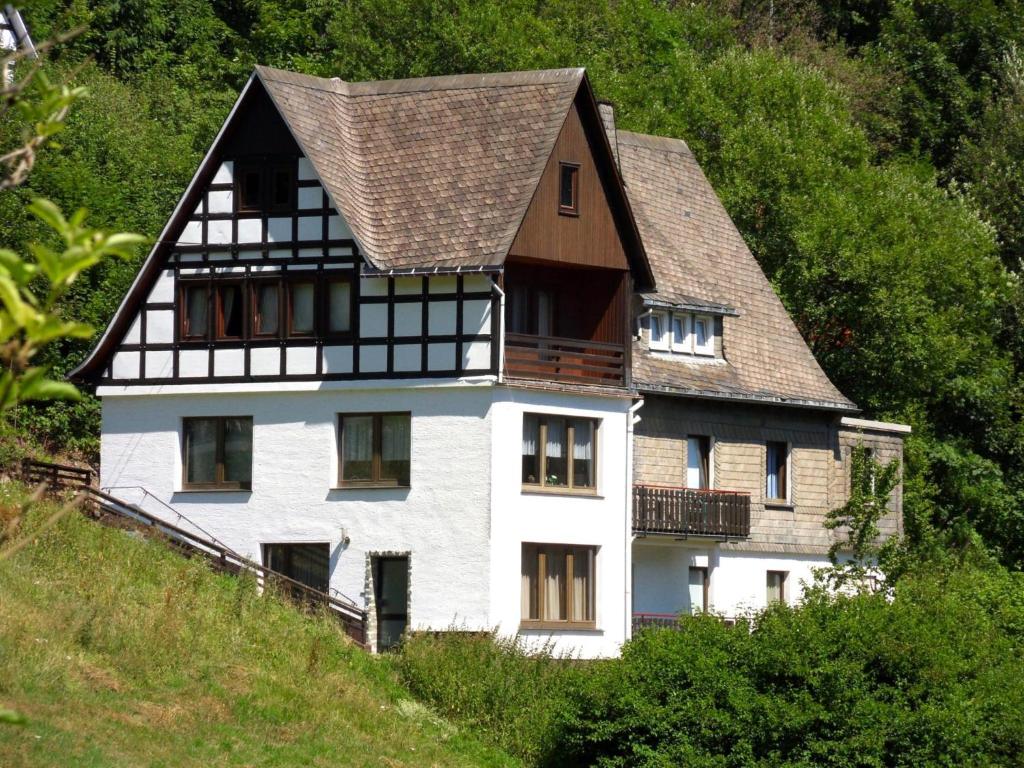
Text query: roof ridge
255 64 586 97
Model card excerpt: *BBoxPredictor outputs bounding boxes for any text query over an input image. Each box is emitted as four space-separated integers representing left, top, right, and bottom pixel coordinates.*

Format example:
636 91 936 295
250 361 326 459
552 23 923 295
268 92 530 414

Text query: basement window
558 162 579 216
182 416 253 490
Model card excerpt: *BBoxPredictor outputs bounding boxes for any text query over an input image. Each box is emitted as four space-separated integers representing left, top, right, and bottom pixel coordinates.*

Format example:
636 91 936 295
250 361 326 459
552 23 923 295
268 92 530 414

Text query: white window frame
670 313 692 353
765 440 792 504
693 314 714 356
649 310 670 351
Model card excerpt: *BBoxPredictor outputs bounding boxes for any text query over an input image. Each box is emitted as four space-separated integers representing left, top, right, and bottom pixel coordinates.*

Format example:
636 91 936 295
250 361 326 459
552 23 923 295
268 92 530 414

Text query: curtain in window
545 419 567 486
291 282 315 333
521 548 538 620
223 417 252 484
522 414 539 483
767 442 785 499
572 419 594 488
543 549 567 621
185 286 207 337
184 419 217 484
767 572 784 604
381 414 410 484
221 285 242 337
342 416 373 481
256 284 279 335
328 281 351 333
687 436 709 489
571 547 592 621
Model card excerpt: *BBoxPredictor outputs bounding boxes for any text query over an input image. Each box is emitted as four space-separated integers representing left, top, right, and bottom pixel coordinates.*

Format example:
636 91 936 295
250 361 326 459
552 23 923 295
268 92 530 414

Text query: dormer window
235 159 295 213
559 162 579 216
647 310 715 357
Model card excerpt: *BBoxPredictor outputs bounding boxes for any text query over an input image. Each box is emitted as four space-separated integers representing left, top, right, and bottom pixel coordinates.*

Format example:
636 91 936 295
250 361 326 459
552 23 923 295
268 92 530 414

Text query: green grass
0 483 518 767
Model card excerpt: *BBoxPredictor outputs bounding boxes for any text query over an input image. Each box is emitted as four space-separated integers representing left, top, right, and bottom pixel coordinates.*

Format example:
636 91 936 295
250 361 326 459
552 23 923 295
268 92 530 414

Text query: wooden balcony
632 485 751 538
505 332 626 386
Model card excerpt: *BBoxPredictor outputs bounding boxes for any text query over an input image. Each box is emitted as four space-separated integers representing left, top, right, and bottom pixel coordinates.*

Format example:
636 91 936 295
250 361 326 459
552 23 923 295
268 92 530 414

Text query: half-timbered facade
74 66 906 656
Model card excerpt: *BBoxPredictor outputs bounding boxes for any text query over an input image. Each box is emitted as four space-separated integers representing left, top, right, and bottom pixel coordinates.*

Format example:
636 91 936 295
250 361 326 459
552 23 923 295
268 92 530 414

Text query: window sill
332 485 411 491
521 486 601 499
519 621 600 632
764 500 794 510
176 487 252 494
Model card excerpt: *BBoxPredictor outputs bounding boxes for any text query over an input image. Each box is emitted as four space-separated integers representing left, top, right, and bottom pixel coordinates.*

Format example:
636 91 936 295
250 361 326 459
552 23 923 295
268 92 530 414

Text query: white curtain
328 281 351 332
767 443 781 499
543 550 566 621
546 419 565 459
572 420 592 460
186 286 207 336
292 282 314 332
521 548 538 619
381 415 410 461
344 416 373 461
522 414 538 456
258 284 278 334
571 548 592 621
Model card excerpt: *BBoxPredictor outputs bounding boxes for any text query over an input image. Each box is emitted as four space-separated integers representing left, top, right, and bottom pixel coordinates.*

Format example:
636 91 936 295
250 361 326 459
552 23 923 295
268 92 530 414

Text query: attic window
559 162 579 216
235 160 295 213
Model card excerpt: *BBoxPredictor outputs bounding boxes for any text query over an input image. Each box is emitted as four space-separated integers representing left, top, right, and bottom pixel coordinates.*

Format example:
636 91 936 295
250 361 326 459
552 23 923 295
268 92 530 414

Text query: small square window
182 416 252 490
339 413 411 487
558 162 579 215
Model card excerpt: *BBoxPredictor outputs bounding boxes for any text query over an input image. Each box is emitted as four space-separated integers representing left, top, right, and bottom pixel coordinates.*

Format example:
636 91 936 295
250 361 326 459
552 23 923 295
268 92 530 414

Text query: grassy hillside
0 483 516 768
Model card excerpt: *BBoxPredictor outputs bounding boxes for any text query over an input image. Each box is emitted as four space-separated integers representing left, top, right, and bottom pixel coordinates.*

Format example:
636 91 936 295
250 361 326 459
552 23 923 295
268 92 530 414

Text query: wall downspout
492 279 506 384
625 397 644 645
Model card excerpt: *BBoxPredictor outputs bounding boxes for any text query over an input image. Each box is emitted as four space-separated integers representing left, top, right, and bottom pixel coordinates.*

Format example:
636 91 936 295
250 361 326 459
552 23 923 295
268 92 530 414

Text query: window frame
322 273 355 340
234 159 296 214
250 277 283 339
558 162 580 216
648 310 670 351
688 565 709 614
214 280 246 340
766 570 788 605
181 416 253 491
520 543 596 630
521 413 599 494
693 314 714 356
765 440 790 504
266 161 296 213
337 412 412 488
670 313 692 353
286 276 318 338
179 280 211 341
686 435 712 490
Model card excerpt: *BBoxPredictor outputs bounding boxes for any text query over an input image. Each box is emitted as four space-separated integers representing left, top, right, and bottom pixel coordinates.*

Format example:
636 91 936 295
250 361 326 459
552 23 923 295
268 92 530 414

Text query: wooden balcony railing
505 333 625 386
632 484 751 538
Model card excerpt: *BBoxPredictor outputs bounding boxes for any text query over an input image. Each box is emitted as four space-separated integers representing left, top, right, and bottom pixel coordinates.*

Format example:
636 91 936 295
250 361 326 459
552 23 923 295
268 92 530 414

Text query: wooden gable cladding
509 99 630 271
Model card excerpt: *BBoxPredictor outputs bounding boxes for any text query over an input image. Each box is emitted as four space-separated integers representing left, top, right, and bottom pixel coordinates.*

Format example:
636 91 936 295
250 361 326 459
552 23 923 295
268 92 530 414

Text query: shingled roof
255 66 587 271
616 131 855 411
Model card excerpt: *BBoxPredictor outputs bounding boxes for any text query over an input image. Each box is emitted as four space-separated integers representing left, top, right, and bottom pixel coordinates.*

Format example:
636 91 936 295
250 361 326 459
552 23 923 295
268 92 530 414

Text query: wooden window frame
234 158 296 213
767 570 788 605
322 274 355 341
522 413 598 494
286 276 318 338
214 280 246 340
558 162 580 216
520 543 596 630
181 416 253 491
337 412 412 488
250 277 283 339
266 161 296 213
235 162 264 213
179 281 211 341
766 440 790 504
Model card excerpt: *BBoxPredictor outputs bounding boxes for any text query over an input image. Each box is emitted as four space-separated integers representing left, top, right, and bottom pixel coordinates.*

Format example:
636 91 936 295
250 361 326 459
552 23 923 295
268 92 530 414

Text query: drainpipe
625 397 644 644
492 279 506 384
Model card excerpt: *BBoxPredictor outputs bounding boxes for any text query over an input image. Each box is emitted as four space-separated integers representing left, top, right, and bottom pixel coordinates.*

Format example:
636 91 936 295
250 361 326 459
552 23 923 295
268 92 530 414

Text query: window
215 283 244 339
671 314 691 353
181 283 209 339
326 277 353 335
288 280 316 337
767 570 787 605
263 543 330 593
649 311 669 351
688 566 708 614
508 285 554 336
766 441 789 502
522 413 597 491
235 160 295 213
521 543 595 628
693 315 713 355
182 416 252 490
252 281 280 337
686 435 711 490
558 162 579 215
338 413 411 487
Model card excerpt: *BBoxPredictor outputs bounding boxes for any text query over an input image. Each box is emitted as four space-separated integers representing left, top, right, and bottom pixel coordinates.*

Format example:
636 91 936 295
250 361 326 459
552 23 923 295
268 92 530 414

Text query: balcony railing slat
632 485 750 538
504 333 625 386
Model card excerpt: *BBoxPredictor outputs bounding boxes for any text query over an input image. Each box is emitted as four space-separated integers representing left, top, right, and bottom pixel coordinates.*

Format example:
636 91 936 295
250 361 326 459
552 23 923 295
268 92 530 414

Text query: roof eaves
642 295 739 317
636 382 859 413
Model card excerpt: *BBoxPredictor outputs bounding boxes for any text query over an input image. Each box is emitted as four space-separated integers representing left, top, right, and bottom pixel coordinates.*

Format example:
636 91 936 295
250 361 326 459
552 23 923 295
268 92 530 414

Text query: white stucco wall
488 387 633 658
632 539 830 619
100 384 495 633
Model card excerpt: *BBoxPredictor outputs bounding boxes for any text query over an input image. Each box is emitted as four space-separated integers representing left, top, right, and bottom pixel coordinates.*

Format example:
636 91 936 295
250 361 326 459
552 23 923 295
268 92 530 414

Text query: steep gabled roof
618 131 855 411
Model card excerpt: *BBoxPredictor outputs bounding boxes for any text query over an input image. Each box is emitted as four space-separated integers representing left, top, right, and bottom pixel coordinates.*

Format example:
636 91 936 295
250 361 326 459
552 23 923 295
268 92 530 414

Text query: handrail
505 332 626 352
632 484 751 538
103 485 236 556
17 460 367 646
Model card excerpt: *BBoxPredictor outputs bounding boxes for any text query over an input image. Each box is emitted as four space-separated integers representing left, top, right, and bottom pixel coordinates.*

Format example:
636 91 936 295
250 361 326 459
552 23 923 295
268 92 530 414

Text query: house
70 66 907 656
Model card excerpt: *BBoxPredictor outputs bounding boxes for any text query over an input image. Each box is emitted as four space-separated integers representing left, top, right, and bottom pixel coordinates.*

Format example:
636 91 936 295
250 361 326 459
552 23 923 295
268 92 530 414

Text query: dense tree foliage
4 0 1024 566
